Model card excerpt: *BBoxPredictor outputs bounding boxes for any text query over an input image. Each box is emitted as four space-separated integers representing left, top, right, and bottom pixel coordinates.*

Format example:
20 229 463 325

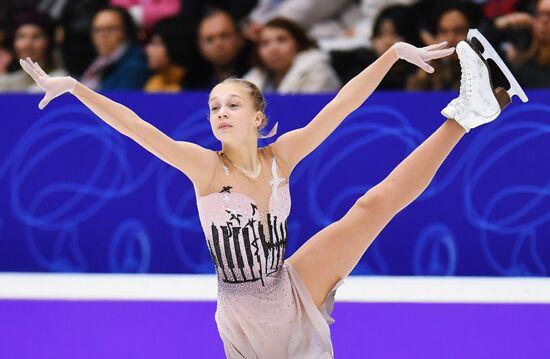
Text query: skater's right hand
19 57 76 110
393 41 455 73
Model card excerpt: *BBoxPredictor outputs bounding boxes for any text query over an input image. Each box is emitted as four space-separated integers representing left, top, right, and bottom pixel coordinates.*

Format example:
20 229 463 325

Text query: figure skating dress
196 143 345 358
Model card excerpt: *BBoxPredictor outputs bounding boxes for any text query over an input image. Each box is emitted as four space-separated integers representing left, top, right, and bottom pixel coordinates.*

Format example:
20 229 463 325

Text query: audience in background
494 0 550 87
244 17 341 93
2 1 109 77
482 0 534 18
192 9 252 90
180 0 258 24
352 0 418 49
58 0 109 77
110 0 181 32
243 0 361 46
144 17 189 92
0 29 13 78
0 1 9 55
406 2 481 91
0 0 548 93
81 6 151 90
331 5 420 88
0 11 67 92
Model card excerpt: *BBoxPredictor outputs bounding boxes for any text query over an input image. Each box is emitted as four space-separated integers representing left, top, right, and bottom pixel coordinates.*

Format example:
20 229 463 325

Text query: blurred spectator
244 17 341 93
81 6 151 90
406 1 481 91
180 1 258 24
110 0 181 32
496 0 550 87
0 18 11 76
144 17 190 92
354 0 418 48
0 11 67 92
482 0 534 18
59 0 109 77
245 0 423 51
0 1 8 45
3 1 110 77
0 46 11 76
331 5 421 88
190 9 252 89
409 0 483 46
243 0 362 47
2 0 63 31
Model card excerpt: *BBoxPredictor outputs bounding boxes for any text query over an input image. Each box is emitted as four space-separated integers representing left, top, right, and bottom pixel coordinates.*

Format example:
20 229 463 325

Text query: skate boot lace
450 50 474 117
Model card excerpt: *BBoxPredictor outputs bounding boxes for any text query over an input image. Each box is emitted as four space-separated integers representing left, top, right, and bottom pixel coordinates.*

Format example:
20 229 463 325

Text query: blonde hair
216 78 269 135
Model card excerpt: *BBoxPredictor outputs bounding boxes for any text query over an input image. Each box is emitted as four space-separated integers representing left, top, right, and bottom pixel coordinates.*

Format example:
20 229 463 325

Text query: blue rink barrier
0 90 548 275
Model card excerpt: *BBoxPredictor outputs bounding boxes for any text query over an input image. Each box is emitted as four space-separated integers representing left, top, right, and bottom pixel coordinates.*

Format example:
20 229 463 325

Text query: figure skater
19 29 527 358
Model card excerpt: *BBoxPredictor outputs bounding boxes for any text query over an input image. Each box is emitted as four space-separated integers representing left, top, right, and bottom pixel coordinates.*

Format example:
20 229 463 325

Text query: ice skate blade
467 29 529 103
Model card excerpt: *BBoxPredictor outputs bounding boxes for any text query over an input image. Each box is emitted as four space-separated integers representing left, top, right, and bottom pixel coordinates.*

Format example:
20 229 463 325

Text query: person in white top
0 11 67 93
243 0 418 50
244 17 341 93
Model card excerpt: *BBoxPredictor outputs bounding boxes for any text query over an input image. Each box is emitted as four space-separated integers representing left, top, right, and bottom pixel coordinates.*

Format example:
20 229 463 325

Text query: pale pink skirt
215 261 345 358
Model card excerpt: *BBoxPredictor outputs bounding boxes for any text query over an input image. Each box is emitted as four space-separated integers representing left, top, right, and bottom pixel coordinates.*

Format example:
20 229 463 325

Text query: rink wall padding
0 90 549 276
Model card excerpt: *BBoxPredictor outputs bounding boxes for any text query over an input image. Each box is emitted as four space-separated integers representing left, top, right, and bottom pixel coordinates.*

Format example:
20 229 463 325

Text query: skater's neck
221 141 261 174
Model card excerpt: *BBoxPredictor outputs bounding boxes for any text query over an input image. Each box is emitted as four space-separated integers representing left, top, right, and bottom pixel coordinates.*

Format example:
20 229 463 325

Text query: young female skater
19 29 526 358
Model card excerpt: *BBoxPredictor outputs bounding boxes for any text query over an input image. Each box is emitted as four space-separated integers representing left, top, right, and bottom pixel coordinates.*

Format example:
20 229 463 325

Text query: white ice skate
441 29 528 133
467 29 529 103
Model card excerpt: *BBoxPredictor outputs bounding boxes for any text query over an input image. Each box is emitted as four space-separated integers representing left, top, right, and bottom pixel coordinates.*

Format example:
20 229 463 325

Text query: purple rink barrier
0 300 549 358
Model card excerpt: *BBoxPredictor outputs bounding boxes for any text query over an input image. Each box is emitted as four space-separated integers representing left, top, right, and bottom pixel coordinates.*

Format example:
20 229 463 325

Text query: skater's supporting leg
287 119 466 309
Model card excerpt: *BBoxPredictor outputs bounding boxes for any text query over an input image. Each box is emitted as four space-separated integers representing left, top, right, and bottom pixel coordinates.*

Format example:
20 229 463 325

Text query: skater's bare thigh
286 184 398 309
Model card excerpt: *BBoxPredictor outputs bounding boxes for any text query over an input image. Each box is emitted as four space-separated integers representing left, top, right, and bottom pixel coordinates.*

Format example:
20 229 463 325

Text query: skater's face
14 25 49 62
199 12 243 68
534 0 550 44
208 83 262 144
258 26 299 76
92 10 127 56
437 10 469 49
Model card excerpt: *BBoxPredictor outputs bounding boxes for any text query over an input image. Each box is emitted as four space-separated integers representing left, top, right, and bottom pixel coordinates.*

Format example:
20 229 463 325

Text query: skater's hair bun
213 78 269 135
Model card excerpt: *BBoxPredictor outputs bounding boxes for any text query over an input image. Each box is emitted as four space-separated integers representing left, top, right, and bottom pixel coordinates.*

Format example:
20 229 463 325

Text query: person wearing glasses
81 6 151 90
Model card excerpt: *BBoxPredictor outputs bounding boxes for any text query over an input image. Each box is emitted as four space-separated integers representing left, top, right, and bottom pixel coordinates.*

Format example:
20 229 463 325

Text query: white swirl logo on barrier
108 219 151 273
413 223 457 275
9 105 158 271
463 104 550 276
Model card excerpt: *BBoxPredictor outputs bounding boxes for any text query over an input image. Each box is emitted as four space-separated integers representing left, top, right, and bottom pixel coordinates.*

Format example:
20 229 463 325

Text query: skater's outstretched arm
19 58 213 185
272 42 455 174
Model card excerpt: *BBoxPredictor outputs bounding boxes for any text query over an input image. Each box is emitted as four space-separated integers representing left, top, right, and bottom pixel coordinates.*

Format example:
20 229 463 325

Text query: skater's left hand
19 57 76 109
393 41 455 73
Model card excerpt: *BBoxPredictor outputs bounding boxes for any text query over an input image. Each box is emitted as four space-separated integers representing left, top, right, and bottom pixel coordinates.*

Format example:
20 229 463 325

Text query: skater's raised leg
286 118 466 309
288 33 529 309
